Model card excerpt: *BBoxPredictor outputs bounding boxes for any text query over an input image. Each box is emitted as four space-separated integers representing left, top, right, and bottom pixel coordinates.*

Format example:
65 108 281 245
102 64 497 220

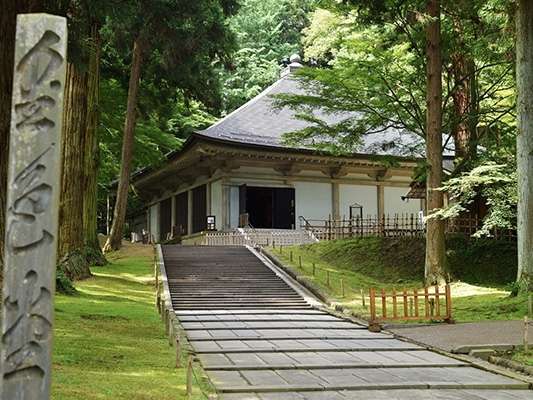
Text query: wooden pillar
332 182 340 219
170 195 176 231
377 185 385 218
187 190 193 236
221 182 229 230
206 181 212 215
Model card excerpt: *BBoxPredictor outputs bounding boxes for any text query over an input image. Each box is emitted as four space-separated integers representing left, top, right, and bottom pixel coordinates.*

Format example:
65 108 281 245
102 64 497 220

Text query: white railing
203 231 250 246
203 228 318 247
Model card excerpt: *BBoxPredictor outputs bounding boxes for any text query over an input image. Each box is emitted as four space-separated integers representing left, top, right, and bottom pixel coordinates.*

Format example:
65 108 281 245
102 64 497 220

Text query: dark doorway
174 191 188 235
243 186 295 229
192 185 207 233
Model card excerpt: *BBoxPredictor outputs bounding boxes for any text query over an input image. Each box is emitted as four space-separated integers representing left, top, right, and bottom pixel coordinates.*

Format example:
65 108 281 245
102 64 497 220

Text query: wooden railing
300 214 516 241
369 285 452 323
301 214 424 240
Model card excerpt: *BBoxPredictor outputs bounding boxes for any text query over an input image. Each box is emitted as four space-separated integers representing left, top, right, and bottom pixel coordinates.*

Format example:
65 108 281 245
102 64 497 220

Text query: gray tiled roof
198 73 452 158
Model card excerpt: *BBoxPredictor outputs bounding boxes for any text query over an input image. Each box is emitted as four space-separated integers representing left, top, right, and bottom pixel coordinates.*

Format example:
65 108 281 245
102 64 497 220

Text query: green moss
293 236 517 286
446 235 517 285
512 350 533 367
296 237 425 284
272 236 522 322
52 246 209 400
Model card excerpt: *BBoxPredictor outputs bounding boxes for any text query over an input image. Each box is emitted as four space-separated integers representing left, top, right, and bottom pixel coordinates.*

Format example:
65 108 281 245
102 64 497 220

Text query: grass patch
453 291 530 322
512 350 533 367
52 242 210 400
270 237 527 323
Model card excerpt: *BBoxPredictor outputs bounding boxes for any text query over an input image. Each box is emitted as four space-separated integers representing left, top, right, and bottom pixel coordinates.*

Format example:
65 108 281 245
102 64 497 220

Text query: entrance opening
240 186 295 229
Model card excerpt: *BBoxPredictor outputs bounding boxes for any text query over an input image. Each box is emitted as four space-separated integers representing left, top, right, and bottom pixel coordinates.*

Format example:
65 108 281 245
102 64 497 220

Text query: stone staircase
161 245 532 399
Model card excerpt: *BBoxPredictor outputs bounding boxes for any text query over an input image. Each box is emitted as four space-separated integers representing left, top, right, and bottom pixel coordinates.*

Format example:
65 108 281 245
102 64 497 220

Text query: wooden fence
271 247 454 324
300 214 516 241
369 285 452 323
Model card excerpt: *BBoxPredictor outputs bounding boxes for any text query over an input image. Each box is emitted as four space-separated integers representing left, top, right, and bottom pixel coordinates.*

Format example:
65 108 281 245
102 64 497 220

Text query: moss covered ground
269 236 528 323
52 242 209 400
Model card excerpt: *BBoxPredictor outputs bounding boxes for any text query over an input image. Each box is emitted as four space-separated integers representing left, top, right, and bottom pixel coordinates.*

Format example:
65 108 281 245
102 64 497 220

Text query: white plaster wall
149 203 160 241
294 182 332 222
384 186 422 215
210 180 223 230
339 184 378 218
229 186 240 229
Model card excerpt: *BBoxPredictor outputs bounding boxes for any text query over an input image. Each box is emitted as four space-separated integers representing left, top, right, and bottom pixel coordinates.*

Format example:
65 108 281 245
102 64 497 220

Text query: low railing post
381 288 387 319
414 288 419 318
176 338 181 368
392 289 397 319
524 316 529 353
186 355 193 398
435 285 441 317
369 288 376 321
445 284 452 322
402 289 408 318
424 287 430 318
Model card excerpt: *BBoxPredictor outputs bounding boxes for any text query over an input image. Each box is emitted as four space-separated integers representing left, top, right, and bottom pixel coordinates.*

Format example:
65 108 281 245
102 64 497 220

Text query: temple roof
198 72 452 158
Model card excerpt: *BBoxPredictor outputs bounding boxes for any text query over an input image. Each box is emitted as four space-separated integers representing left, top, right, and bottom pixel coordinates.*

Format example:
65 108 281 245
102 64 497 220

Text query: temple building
130 56 441 242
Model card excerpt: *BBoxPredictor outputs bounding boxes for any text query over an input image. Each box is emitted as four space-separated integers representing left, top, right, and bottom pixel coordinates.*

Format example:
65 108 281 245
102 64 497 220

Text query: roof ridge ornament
281 53 303 77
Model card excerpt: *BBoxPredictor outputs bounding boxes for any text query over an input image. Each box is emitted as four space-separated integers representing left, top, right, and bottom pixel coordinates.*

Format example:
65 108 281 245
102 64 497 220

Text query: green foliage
274 2 514 156
430 163 517 236
101 0 238 111
221 0 317 112
446 235 517 285
98 78 183 187
512 350 533 367
56 269 76 295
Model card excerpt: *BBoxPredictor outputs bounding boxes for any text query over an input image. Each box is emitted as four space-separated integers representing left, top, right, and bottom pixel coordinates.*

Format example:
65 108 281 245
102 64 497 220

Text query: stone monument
0 14 67 400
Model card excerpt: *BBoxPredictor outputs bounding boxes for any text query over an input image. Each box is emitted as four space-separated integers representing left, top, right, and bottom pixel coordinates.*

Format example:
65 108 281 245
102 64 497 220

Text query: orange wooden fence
369 284 452 323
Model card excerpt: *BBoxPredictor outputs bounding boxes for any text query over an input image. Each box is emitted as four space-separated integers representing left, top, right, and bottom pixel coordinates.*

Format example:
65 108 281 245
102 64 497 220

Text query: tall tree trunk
103 39 145 252
450 2 478 165
0 0 44 286
58 62 92 280
83 24 107 266
451 54 475 160
516 0 533 293
424 0 446 285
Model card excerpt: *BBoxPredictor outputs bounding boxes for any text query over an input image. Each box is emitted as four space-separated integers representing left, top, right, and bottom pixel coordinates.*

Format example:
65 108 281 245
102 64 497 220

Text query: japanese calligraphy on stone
1 14 67 400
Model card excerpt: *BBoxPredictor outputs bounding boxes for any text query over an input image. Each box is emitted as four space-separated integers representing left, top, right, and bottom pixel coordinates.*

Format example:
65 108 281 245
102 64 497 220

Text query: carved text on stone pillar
1 14 67 400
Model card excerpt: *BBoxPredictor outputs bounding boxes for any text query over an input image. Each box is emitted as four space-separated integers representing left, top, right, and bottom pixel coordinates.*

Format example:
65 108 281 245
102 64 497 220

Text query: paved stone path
390 320 531 354
162 245 532 399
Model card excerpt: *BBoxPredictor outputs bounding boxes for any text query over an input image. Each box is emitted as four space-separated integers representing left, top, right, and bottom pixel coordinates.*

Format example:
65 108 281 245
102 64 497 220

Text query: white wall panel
149 203 160 241
229 186 240 229
384 186 422 215
339 184 378 218
210 180 223 230
294 182 332 221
